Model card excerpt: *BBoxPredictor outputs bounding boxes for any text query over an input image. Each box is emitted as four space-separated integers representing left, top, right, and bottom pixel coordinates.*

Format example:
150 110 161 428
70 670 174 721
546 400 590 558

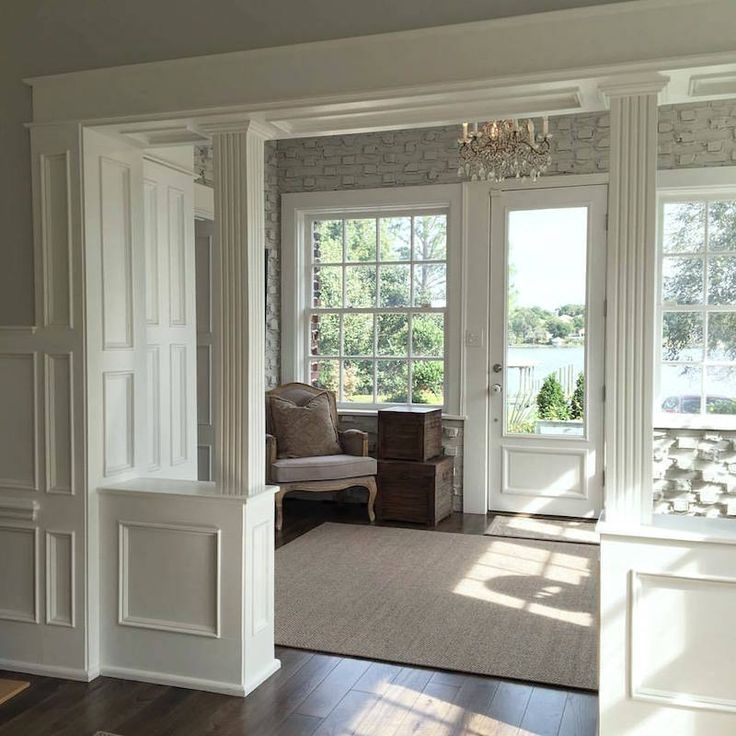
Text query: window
656 196 736 428
308 211 447 407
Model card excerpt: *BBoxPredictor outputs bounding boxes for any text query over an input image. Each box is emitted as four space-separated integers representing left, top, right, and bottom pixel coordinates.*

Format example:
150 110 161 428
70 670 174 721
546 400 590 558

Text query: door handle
491 383 503 394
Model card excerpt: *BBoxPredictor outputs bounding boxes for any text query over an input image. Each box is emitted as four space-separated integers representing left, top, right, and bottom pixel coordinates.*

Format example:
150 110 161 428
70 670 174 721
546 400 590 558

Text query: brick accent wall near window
194 99 736 512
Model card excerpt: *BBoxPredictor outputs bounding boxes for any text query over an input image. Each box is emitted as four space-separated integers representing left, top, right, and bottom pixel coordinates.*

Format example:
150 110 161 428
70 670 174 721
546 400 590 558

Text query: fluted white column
601 76 668 523
209 122 268 496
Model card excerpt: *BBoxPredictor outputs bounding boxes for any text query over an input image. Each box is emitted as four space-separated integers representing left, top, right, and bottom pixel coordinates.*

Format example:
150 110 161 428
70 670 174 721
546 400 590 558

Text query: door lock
492 363 503 373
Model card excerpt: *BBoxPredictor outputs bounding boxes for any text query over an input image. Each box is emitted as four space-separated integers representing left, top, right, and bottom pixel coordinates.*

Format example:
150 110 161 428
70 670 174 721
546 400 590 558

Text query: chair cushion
271 454 377 483
270 392 342 458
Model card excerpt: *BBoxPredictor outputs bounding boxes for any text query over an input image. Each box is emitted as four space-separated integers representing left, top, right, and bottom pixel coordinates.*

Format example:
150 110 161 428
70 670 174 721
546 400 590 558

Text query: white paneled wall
143 158 198 480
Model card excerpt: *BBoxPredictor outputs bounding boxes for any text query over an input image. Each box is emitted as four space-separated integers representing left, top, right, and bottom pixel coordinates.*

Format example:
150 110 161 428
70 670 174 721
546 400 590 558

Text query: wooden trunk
377 406 442 462
377 456 453 526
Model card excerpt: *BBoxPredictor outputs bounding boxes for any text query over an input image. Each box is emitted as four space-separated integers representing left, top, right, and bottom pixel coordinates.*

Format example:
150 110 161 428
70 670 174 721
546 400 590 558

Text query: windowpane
412 314 445 357
343 313 374 357
708 201 736 252
662 257 703 305
346 219 376 262
707 313 736 361
313 266 343 308
707 256 736 305
662 202 705 254
313 219 343 262
377 360 408 403
661 312 703 362
379 264 410 307
705 366 736 415
379 217 411 261
342 360 374 403
345 265 376 307
310 359 338 393
411 360 444 405
377 314 408 356
413 215 447 260
413 264 446 307
659 364 703 415
311 313 340 356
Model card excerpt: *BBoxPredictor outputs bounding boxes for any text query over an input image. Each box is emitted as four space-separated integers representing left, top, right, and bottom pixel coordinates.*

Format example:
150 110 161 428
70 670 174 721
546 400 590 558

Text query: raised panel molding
501 445 587 499
170 344 188 465
103 371 134 476
196 345 211 427
40 152 72 328
251 520 270 636
630 570 736 714
45 353 74 494
0 525 39 623
45 530 75 627
100 156 133 350
0 498 39 522
0 353 39 491
168 187 187 326
118 521 221 637
143 179 160 325
146 347 161 471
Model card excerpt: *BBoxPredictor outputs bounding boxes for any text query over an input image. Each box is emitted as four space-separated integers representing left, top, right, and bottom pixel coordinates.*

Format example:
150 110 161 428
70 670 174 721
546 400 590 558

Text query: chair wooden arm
265 433 277 483
339 429 369 457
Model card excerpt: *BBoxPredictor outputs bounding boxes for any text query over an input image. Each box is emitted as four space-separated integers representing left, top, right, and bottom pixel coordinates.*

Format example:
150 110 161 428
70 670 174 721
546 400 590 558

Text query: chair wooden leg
365 477 377 524
275 489 286 531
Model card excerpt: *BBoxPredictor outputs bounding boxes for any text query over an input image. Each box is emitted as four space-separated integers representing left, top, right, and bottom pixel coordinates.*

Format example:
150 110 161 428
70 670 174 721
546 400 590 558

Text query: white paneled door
488 185 607 517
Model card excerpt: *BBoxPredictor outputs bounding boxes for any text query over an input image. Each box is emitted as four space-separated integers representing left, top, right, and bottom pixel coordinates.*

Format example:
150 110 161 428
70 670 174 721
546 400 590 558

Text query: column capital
197 117 277 140
598 73 669 107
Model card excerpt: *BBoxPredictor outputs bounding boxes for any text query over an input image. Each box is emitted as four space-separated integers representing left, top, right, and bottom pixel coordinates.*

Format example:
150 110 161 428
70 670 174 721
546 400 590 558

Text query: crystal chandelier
457 117 552 182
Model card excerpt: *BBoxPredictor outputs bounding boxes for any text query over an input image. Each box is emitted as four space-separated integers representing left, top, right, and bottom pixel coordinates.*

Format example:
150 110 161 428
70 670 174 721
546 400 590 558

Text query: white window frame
281 185 464 416
655 167 736 431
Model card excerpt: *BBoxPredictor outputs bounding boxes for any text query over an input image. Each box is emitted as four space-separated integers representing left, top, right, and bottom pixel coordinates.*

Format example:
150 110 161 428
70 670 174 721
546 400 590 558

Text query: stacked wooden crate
376 407 453 526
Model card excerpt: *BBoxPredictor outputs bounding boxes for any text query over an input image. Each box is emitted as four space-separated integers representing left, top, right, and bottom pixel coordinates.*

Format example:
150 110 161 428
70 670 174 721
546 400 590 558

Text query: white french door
488 185 607 517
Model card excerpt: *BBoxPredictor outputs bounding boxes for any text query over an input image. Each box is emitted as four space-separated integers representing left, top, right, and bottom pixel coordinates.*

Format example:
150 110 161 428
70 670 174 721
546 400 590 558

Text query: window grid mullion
702 202 710 419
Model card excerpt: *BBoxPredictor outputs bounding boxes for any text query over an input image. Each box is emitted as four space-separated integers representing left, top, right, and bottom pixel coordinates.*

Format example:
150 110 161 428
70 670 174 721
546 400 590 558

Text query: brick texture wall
194 99 736 512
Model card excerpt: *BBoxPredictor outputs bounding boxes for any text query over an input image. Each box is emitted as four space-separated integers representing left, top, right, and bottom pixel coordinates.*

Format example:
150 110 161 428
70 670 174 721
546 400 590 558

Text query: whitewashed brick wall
194 99 736 512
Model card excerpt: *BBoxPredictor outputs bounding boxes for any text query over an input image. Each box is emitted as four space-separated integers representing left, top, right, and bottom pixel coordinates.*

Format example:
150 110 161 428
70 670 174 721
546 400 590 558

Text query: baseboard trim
0 658 96 682
244 657 281 696
99 665 246 696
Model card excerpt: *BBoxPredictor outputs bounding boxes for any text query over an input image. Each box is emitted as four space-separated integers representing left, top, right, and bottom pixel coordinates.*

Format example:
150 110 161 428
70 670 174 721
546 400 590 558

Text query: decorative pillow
270 392 342 459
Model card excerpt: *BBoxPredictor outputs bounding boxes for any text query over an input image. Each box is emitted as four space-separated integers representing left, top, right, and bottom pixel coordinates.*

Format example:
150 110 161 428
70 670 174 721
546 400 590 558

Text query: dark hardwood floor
0 500 598 736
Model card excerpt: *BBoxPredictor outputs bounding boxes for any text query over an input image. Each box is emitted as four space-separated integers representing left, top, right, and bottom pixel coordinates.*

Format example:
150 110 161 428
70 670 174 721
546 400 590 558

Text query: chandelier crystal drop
457 117 552 182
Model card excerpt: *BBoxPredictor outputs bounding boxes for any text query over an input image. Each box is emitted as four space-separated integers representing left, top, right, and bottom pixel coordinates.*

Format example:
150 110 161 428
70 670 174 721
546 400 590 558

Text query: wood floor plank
429 670 468 688
557 692 598 736
483 680 534 736
352 666 434 736
295 657 371 719
352 661 403 695
447 675 500 735
518 686 567 736
311 690 381 736
273 712 323 736
396 681 461 736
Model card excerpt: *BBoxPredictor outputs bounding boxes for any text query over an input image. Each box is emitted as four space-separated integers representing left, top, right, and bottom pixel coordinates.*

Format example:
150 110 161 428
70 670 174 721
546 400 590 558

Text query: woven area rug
276 523 599 690
485 515 599 545
0 679 29 706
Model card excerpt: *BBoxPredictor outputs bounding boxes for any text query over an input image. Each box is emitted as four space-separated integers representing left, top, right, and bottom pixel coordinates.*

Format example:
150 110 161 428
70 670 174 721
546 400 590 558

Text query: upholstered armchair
265 382 377 531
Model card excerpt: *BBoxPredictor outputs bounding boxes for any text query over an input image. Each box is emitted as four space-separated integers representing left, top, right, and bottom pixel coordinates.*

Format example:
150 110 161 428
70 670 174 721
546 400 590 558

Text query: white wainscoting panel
0 525 39 623
501 445 587 499
0 353 39 491
46 530 75 627
45 353 74 494
143 179 159 325
168 187 187 326
631 570 736 713
100 156 133 349
118 520 220 637
197 345 211 427
40 152 72 328
145 347 161 471
170 344 188 466
250 520 271 636
103 371 134 476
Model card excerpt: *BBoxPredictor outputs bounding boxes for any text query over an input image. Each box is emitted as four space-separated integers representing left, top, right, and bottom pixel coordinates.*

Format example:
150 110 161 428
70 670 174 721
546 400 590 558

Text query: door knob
491 383 503 394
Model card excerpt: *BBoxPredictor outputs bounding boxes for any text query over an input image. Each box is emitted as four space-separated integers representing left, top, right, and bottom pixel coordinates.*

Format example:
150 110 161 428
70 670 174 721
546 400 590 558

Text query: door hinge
605 213 609 231
602 385 606 402
603 299 607 318
602 469 606 487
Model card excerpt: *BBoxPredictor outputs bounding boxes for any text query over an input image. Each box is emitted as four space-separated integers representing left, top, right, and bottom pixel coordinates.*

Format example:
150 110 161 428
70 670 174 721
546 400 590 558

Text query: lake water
506 346 584 396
